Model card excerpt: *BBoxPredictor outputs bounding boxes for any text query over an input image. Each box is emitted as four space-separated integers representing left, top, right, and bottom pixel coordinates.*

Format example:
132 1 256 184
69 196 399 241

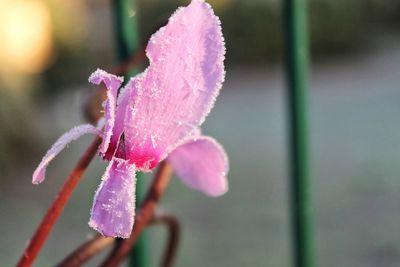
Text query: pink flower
32 0 228 238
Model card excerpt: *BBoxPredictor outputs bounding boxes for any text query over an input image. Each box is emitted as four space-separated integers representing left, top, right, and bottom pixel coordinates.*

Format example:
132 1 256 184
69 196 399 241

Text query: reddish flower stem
56 235 114 267
17 48 146 267
151 215 181 267
56 162 174 267
56 214 180 267
17 48 149 267
17 136 102 267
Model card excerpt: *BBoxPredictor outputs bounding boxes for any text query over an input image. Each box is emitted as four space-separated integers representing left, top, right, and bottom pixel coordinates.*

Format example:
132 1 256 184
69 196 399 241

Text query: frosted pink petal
89 158 136 238
102 81 137 160
167 136 228 197
124 0 225 171
32 124 101 184
89 69 124 157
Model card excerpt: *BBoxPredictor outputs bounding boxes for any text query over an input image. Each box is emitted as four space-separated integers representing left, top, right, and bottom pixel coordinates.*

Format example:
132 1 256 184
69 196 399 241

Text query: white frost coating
88 69 124 157
167 135 229 197
88 68 124 85
32 124 101 184
123 0 226 169
89 158 137 238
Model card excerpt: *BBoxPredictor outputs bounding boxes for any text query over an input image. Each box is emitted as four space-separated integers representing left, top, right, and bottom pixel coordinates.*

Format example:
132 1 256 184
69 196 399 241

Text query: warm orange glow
0 0 53 74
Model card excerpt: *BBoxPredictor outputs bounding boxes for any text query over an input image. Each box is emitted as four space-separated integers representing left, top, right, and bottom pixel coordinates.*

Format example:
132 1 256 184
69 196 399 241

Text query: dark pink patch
102 142 117 161
101 135 125 161
126 148 160 171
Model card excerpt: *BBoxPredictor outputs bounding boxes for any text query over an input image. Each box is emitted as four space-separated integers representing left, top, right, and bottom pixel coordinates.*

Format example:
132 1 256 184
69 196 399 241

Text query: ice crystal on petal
89 158 136 238
89 69 124 158
123 0 225 169
168 136 228 197
31 0 229 239
32 125 101 184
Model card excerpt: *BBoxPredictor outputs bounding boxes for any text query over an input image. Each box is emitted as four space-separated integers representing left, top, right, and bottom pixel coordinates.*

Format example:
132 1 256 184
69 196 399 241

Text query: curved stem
55 162 173 267
17 136 102 267
18 45 146 267
56 235 114 267
57 214 180 267
101 162 173 267
151 215 180 267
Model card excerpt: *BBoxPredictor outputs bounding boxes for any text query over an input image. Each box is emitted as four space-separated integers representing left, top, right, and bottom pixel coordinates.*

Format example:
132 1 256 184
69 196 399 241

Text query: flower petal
32 124 101 184
124 0 225 171
167 136 228 197
89 69 124 158
89 158 136 238
102 81 135 160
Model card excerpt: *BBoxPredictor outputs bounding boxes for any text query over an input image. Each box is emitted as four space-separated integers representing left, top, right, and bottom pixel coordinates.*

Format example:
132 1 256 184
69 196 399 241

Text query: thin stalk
16 136 102 267
56 235 114 267
56 163 175 267
151 215 180 267
283 0 314 267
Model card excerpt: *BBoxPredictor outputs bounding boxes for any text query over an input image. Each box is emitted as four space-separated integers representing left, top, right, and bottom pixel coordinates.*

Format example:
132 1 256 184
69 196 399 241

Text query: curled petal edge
32 124 101 184
88 69 123 158
167 135 229 197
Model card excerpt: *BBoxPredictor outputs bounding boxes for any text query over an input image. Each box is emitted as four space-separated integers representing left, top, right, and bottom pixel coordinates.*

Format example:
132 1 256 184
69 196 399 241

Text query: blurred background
0 0 400 266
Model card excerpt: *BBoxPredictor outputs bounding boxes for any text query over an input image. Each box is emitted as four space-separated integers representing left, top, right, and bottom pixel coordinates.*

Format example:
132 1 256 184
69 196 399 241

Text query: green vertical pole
112 1 149 267
283 0 314 267
113 0 140 61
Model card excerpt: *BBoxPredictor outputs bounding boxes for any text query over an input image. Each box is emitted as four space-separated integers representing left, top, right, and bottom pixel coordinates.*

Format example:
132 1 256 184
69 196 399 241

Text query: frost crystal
32 0 229 239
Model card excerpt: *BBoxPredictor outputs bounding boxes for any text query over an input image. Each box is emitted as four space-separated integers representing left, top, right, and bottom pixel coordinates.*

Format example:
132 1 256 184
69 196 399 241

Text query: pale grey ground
1 40 400 266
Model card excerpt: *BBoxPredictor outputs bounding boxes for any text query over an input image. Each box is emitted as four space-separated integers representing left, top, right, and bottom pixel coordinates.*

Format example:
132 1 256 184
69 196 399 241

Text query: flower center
127 150 160 171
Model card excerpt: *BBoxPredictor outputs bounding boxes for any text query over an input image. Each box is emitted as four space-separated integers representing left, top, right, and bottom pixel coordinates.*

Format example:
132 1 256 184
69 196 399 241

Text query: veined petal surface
32 124 101 184
124 0 225 171
167 136 228 197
